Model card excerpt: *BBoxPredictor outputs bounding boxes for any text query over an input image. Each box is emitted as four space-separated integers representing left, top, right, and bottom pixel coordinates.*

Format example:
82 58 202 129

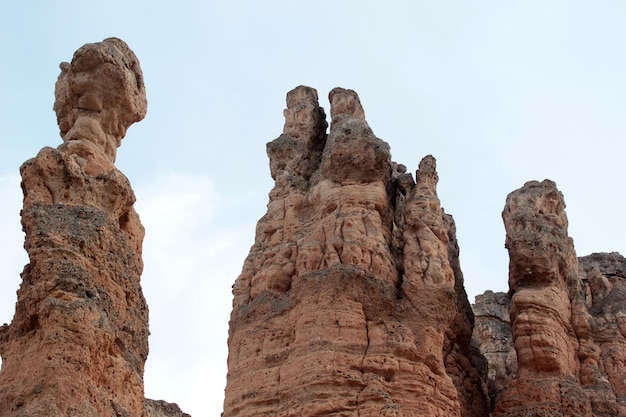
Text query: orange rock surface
0 38 149 417
489 180 626 416
224 86 488 416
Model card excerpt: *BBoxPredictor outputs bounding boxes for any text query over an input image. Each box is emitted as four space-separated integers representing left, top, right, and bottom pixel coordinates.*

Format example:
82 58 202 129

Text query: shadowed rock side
224 86 488 416
578 252 626 416
471 291 516 410
0 38 186 417
488 180 626 417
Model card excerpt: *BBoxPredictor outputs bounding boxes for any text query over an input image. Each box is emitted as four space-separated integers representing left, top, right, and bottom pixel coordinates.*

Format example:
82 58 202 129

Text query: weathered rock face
487 180 626 416
0 38 149 417
474 254 626 417
53 37 147 165
224 86 488 416
495 180 591 416
578 252 626 416
143 399 191 417
471 291 516 409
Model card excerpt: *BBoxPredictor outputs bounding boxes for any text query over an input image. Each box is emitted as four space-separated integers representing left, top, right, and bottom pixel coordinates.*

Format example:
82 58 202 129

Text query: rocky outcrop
471 291 516 409
143 399 191 417
578 252 626 416
224 86 488 416
0 38 154 417
475 180 626 416
493 179 592 416
474 253 626 417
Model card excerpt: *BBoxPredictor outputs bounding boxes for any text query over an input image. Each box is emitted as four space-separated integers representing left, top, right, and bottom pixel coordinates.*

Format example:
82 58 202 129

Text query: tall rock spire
0 38 149 417
495 179 589 415
493 179 626 416
224 86 488 416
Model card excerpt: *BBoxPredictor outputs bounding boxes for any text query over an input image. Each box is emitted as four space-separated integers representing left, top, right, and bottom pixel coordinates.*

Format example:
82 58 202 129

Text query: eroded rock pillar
495 180 591 416
224 86 488 416
0 38 148 417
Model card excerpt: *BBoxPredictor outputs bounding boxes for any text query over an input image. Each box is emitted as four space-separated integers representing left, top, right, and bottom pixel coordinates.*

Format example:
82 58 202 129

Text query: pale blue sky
2 1 625 415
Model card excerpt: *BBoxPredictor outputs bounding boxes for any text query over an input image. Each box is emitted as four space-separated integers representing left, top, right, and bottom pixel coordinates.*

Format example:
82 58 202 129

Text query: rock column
224 86 488 416
495 180 591 416
0 38 149 417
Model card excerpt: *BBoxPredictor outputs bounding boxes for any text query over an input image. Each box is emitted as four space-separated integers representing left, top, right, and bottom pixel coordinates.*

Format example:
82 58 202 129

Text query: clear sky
1 1 625 415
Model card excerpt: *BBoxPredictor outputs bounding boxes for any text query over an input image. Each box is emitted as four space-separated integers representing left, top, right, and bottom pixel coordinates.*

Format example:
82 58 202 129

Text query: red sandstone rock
53 37 147 165
492 180 626 417
495 180 590 416
224 86 488 416
0 38 150 417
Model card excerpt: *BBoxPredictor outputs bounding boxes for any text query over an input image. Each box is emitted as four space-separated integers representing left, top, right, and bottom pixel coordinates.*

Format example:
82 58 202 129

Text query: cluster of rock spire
0 38 624 417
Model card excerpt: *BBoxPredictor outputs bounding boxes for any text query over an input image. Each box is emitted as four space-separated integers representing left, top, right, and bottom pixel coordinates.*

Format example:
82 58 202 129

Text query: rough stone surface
53 37 147 165
488 180 626 417
474 254 626 417
143 399 191 417
471 291 516 409
224 86 488 416
0 38 160 417
578 252 626 416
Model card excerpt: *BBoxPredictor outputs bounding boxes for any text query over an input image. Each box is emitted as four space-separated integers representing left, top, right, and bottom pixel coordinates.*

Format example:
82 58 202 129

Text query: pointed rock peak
328 87 366 126
54 37 147 163
267 86 327 189
415 154 439 194
282 85 327 140
318 88 390 185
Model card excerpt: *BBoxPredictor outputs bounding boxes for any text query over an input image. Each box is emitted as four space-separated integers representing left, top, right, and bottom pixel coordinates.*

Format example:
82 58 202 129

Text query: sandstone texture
471 291 516 409
482 180 626 416
474 255 626 417
578 252 626 416
0 38 154 417
224 86 488 416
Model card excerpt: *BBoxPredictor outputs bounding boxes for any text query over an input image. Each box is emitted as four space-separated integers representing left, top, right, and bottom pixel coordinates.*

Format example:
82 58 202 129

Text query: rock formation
143 399 191 417
471 180 626 416
577 252 626 416
6 38 625 417
0 37 185 417
474 254 626 416
224 86 488 416
471 291 516 410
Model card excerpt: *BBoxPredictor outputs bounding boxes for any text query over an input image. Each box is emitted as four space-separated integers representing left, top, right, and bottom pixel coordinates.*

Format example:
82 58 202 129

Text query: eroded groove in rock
224 86 489 416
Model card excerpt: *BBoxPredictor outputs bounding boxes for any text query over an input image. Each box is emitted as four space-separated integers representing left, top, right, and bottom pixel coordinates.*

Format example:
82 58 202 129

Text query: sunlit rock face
224 86 488 417
0 38 149 417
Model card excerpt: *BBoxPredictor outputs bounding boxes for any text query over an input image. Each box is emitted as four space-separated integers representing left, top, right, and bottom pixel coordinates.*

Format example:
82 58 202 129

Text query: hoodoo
474 180 626 416
223 86 488 416
0 38 185 417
